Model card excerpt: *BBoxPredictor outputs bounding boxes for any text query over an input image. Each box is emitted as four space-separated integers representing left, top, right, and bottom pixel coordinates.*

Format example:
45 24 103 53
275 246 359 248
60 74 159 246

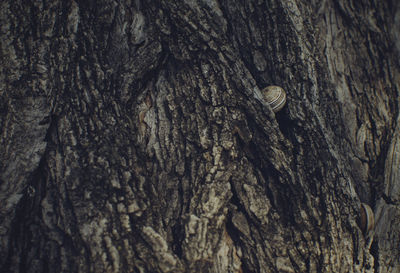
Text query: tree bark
1 0 399 272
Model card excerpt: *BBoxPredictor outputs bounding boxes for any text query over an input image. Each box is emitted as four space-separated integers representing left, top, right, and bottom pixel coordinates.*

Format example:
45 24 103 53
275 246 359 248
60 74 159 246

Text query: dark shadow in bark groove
225 222 255 273
275 109 296 143
370 239 379 272
3 160 50 272
235 134 278 215
225 198 257 273
171 221 184 259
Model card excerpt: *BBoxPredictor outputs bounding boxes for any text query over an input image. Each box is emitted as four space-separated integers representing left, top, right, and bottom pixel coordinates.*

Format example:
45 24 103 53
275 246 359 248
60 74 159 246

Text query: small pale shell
360 203 374 235
262 86 287 113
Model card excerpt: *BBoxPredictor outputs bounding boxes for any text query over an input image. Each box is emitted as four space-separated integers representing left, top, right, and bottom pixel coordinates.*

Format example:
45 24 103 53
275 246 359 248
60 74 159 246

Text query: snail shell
261 86 287 113
360 203 375 235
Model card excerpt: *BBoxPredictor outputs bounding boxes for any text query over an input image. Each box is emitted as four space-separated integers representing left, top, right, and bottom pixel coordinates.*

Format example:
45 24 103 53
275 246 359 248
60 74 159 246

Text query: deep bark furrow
1 0 399 272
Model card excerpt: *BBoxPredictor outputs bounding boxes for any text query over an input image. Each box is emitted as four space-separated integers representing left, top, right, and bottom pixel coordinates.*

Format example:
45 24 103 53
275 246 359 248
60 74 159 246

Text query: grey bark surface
0 0 399 272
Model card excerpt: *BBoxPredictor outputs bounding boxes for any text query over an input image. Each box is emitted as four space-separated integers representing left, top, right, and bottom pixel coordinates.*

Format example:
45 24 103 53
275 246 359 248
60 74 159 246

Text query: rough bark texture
1 0 399 272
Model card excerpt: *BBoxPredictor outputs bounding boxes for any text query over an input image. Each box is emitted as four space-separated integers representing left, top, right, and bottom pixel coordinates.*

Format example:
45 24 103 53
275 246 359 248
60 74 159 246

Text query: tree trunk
1 0 399 272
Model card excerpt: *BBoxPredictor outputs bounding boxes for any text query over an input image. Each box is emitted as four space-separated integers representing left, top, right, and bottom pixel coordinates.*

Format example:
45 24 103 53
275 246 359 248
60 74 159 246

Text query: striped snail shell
261 86 287 113
360 203 375 235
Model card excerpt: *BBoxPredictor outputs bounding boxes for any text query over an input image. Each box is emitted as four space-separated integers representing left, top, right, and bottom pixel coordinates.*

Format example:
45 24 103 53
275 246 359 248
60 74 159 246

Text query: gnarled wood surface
0 0 399 272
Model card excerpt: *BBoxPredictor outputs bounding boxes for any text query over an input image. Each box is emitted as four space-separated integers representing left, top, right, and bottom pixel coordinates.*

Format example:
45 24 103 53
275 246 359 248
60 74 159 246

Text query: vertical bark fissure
1 0 400 272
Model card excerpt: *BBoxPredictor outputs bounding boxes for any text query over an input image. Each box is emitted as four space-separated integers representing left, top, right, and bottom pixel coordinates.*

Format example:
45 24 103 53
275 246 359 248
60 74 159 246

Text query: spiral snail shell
360 203 375 235
261 86 287 113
